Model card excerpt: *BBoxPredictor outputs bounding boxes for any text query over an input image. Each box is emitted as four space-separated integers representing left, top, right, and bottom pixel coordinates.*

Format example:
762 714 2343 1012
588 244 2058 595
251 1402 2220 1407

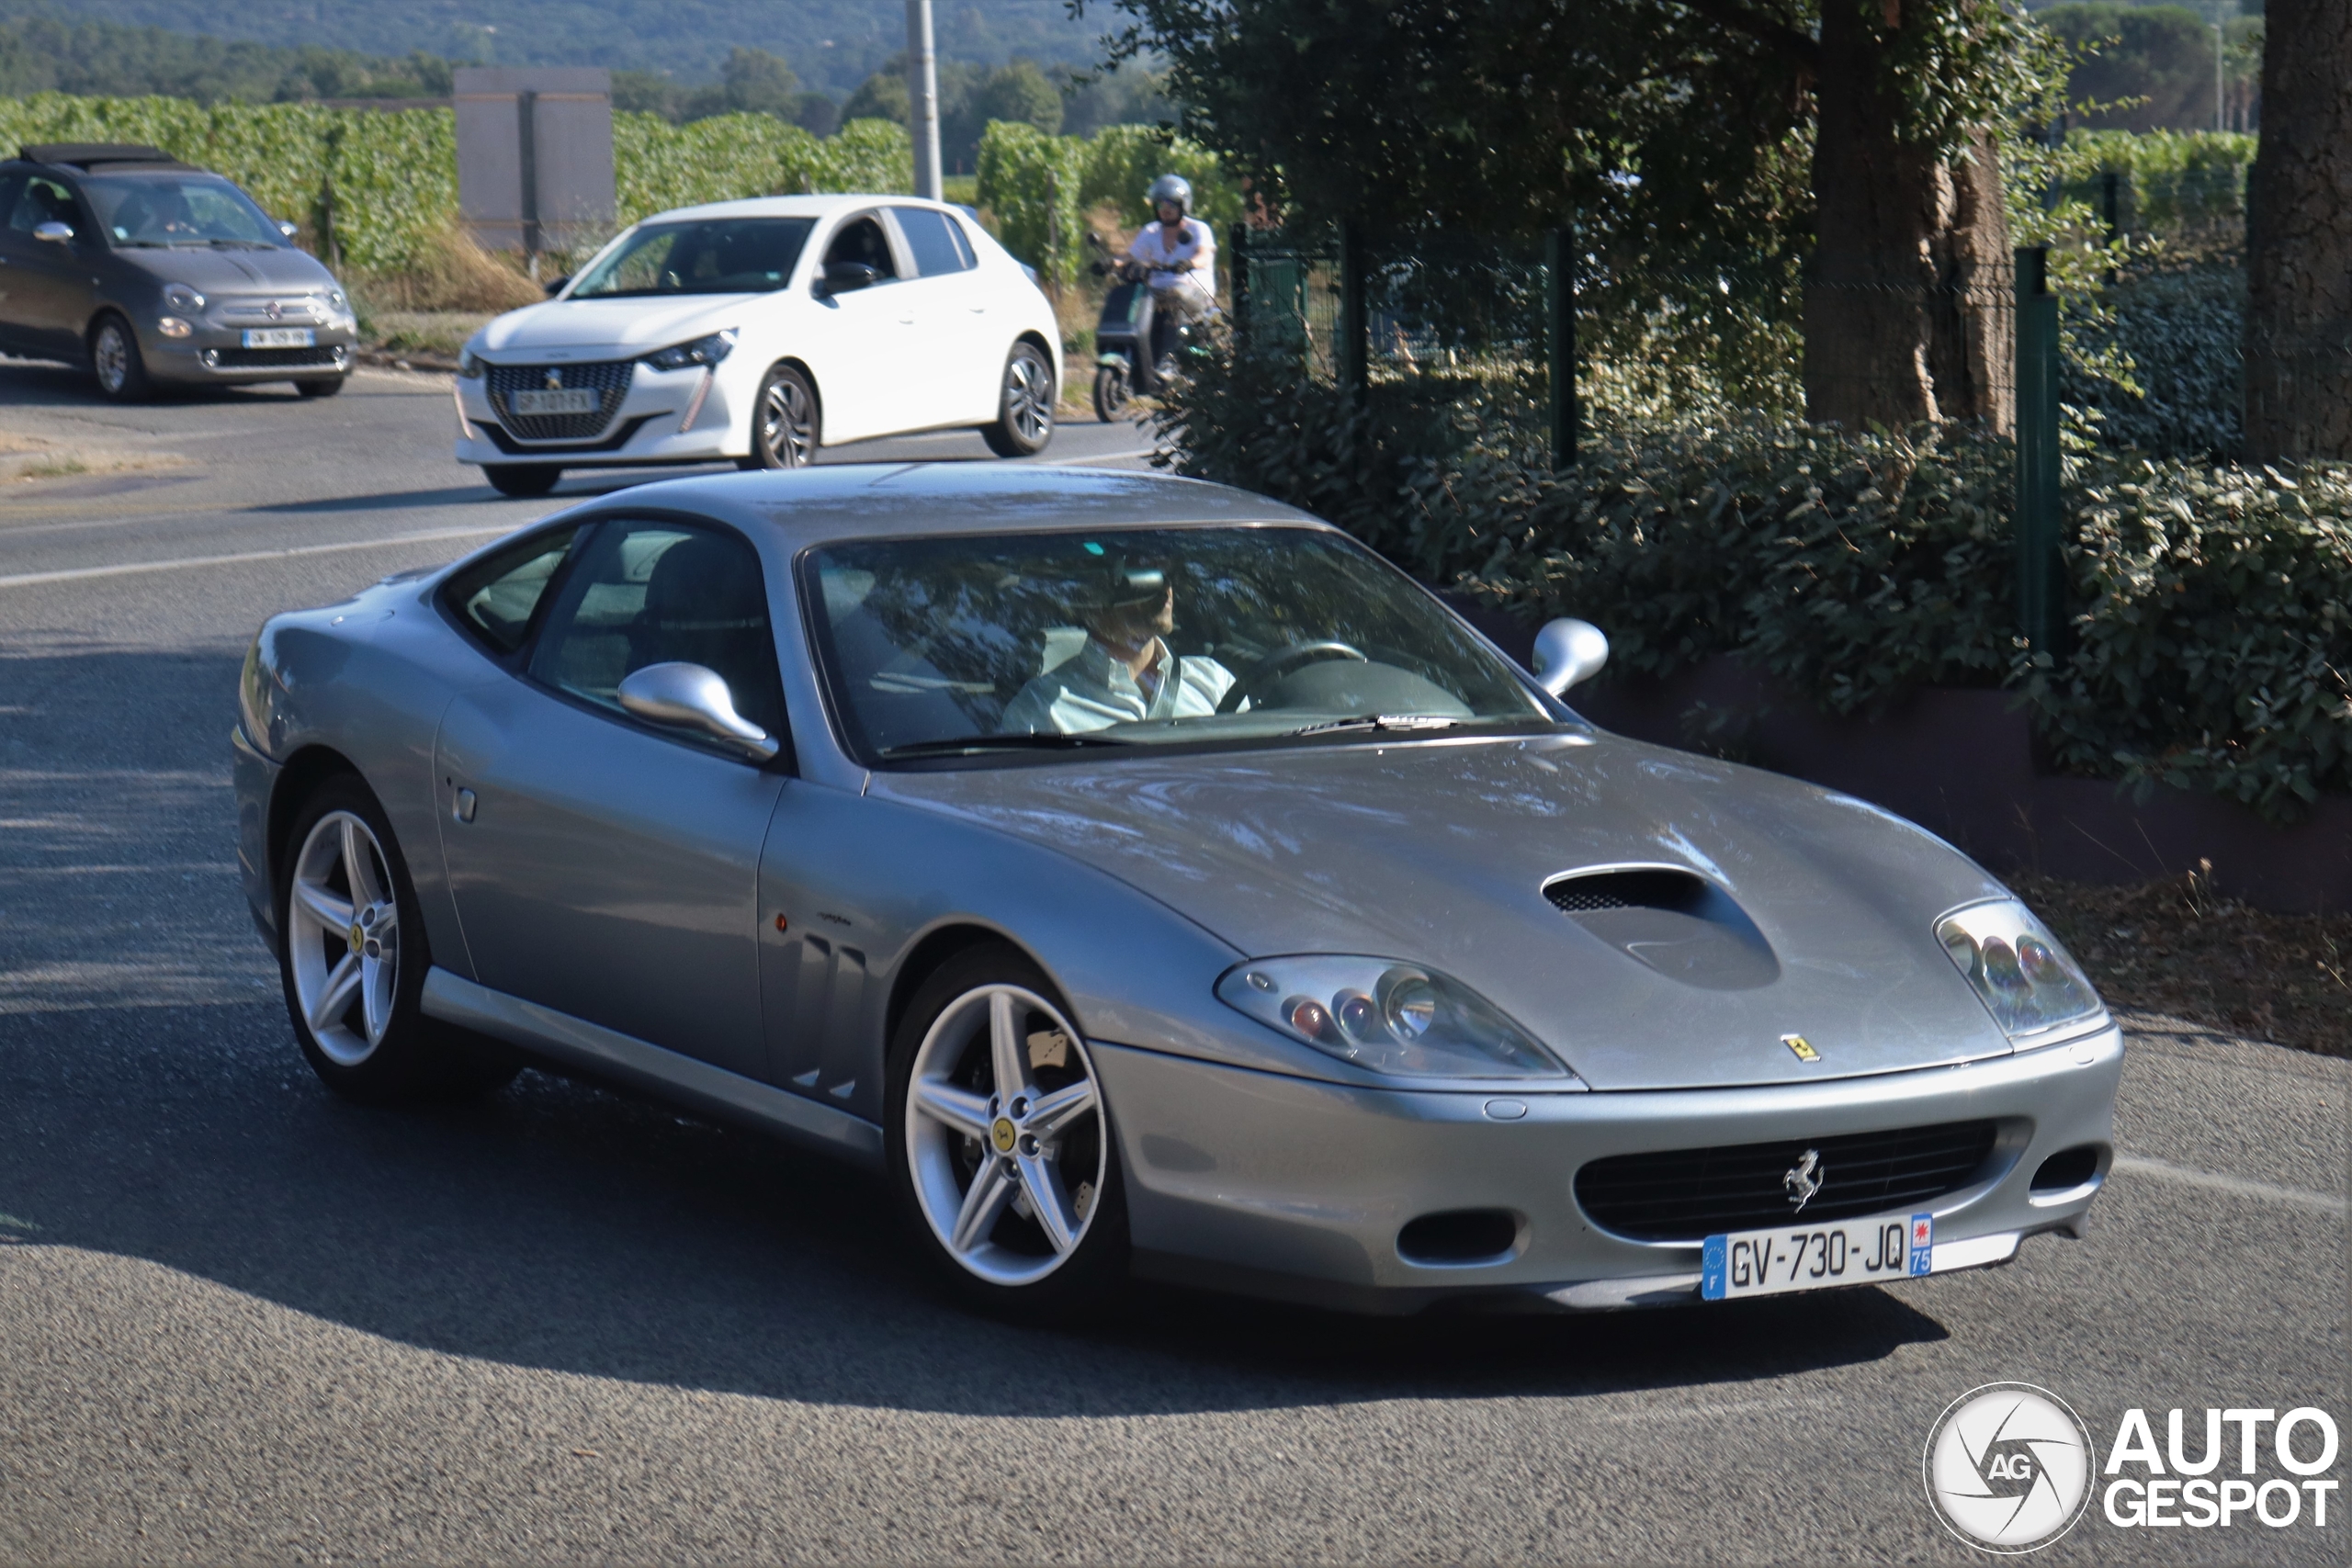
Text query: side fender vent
1543 866 1779 991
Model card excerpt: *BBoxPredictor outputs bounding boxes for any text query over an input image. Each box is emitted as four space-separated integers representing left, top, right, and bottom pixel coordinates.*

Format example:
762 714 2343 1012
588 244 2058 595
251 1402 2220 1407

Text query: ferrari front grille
1573 1120 2000 1243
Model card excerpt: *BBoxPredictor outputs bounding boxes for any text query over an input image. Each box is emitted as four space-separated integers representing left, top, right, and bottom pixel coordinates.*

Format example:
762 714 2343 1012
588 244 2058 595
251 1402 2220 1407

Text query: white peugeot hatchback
454 196 1062 496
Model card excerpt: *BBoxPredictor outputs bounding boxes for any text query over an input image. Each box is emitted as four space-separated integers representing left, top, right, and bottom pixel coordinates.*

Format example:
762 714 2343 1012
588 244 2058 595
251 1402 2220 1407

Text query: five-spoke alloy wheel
276 773 516 1102
888 945 1125 1319
287 807 401 1065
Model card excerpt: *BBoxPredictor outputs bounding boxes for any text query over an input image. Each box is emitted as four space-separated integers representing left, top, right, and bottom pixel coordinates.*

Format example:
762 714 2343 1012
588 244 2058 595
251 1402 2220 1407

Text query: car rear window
894 207 976 276
441 526 580 654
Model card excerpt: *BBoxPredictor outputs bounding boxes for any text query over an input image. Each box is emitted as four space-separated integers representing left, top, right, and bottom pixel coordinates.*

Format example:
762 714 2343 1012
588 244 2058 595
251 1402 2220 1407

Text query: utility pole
2214 18 2225 132
905 0 943 200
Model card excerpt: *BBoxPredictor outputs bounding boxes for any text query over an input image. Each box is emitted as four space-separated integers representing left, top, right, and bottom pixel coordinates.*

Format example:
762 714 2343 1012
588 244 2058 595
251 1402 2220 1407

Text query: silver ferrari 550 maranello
233 463 2121 1321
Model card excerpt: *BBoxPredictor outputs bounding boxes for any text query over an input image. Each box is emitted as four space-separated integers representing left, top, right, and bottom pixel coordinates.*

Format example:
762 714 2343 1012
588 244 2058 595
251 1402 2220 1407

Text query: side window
820 215 898 280
440 526 581 655
892 207 975 276
529 521 787 744
8 176 77 236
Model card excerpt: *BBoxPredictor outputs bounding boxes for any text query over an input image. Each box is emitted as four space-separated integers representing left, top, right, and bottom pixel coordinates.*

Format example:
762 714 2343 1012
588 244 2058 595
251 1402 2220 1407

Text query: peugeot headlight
458 346 486 379
1216 956 1577 1080
163 283 205 313
642 329 738 372
1936 900 2106 1042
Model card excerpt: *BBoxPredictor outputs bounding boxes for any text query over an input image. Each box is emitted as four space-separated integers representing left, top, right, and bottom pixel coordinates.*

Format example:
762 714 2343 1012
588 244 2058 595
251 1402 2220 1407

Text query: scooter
1087 234 1208 422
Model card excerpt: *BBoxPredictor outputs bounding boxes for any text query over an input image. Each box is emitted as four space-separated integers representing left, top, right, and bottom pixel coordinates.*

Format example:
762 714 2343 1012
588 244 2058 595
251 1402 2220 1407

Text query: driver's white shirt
1002 638 1236 734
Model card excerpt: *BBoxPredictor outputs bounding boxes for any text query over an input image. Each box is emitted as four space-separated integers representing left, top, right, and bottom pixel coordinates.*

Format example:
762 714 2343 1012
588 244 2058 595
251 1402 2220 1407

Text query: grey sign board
455 67 616 254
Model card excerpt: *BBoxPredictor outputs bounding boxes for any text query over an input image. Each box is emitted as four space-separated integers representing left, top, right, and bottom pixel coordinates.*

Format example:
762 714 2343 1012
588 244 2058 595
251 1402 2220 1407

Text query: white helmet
1147 174 1193 218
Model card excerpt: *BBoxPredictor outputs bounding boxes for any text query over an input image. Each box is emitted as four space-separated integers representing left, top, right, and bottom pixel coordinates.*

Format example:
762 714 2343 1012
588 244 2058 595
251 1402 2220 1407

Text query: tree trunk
1804 2 2014 433
2243 0 2352 463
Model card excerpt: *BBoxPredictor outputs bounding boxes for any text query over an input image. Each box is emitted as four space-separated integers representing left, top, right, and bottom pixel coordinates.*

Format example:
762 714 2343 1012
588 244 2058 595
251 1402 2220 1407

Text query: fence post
1545 226 1577 469
1336 220 1367 398
2014 246 2066 660
1229 222 1249 358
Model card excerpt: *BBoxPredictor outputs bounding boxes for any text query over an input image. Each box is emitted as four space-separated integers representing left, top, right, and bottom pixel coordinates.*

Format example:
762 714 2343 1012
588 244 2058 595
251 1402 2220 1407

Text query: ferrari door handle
451 786 478 823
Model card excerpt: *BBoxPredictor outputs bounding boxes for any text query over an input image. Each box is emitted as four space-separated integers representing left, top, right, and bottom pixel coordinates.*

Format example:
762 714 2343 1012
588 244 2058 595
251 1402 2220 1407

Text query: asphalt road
0 364 2344 1565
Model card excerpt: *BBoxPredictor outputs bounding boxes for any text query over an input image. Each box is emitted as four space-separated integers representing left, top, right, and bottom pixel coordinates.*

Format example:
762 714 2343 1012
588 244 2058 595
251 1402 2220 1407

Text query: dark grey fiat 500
0 142 357 400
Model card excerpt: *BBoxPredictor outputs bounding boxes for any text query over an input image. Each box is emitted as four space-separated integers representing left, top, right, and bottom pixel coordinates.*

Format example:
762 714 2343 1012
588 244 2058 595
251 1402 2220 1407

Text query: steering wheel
1216 640 1369 714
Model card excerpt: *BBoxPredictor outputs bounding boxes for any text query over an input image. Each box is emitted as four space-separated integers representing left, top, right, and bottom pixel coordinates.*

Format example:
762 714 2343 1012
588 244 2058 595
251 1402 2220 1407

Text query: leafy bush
1153 345 2352 820
0 93 914 278
978 118 1238 287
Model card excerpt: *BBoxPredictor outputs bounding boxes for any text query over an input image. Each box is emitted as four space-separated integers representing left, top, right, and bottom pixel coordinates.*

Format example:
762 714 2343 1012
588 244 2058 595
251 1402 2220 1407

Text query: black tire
484 464 562 498
276 773 519 1105
980 340 1055 457
741 362 820 468
885 942 1128 1325
1092 362 1130 423
88 313 154 402
295 376 346 398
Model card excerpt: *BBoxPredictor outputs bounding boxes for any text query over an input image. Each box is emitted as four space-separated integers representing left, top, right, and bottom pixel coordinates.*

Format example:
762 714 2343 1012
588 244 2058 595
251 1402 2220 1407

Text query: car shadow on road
0 355 309 407
1 993 1951 1420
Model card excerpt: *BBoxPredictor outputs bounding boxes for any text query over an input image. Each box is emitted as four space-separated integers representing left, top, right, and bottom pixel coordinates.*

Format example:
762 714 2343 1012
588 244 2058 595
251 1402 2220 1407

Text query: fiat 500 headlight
642 329 737 372
1936 899 2106 1042
1216 956 1578 1080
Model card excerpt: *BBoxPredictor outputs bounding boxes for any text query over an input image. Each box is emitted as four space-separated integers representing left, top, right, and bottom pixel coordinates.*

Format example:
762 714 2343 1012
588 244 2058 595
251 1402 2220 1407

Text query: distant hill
0 0 1111 97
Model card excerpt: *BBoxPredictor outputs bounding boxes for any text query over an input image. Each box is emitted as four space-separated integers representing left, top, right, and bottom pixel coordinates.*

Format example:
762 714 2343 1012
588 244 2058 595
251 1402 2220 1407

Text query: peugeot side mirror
817 260 881 298
1531 617 1609 696
543 275 570 297
616 662 780 762
32 220 73 244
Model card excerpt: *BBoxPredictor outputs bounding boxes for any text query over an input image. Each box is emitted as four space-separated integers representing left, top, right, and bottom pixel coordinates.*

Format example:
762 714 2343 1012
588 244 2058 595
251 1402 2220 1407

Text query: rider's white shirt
1001 637 1235 734
1129 218 1217 299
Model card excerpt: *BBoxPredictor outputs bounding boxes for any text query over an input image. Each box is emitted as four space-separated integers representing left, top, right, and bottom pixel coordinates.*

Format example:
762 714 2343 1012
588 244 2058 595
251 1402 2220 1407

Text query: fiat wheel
277 773 517 1102
90 313 154 402
980 341 1055 457
741 364 819 468
887 944 1126 1322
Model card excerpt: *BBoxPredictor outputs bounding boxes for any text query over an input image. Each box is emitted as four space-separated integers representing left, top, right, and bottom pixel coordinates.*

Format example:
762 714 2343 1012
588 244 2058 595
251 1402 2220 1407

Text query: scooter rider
1126 175 1216 357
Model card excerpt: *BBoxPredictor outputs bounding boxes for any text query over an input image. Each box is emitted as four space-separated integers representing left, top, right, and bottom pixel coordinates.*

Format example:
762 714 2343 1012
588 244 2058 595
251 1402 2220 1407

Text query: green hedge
1154 346 2352 822
976 119 1238 288
0 93 912 276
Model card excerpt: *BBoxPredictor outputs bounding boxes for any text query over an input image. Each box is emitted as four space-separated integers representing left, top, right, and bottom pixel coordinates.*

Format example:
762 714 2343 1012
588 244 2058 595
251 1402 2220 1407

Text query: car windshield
569 218 815 298
806 525 1557 762
80 172 285 249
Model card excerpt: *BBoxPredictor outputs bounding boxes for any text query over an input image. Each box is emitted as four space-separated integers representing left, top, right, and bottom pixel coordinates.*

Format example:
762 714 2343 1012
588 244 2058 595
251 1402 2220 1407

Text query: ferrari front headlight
1216 955 1578 1080
1936 899 2106 1043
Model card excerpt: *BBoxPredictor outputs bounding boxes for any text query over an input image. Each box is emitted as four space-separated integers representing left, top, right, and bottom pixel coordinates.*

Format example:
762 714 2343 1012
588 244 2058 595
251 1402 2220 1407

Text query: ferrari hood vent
1543 867 1780 991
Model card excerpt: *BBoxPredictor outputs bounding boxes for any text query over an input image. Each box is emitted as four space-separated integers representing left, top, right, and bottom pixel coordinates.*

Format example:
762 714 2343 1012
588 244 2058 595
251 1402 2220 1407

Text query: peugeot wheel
277 773 518 1103
741 364 819 468
89 314 154 402
980 342 1055 457
886 944 1126 1323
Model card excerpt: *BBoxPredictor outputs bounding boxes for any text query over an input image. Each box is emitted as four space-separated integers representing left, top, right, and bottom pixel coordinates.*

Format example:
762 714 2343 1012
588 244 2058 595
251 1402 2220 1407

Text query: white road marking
0 524 510 590
2112 1154 2347 1215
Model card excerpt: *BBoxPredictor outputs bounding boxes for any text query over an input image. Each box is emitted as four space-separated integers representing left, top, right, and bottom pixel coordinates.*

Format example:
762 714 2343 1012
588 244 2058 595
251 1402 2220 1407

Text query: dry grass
2011 867 2351 1056
353 224 546 314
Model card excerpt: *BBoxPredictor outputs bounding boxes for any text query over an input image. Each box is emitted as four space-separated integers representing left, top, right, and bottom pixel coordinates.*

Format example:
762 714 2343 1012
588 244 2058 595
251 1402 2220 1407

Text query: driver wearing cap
1001 563 1235 733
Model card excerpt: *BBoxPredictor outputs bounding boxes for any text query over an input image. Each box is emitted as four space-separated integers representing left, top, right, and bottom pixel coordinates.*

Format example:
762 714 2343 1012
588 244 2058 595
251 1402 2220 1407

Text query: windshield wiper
878 732 1134 759
1285 714 1467 738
